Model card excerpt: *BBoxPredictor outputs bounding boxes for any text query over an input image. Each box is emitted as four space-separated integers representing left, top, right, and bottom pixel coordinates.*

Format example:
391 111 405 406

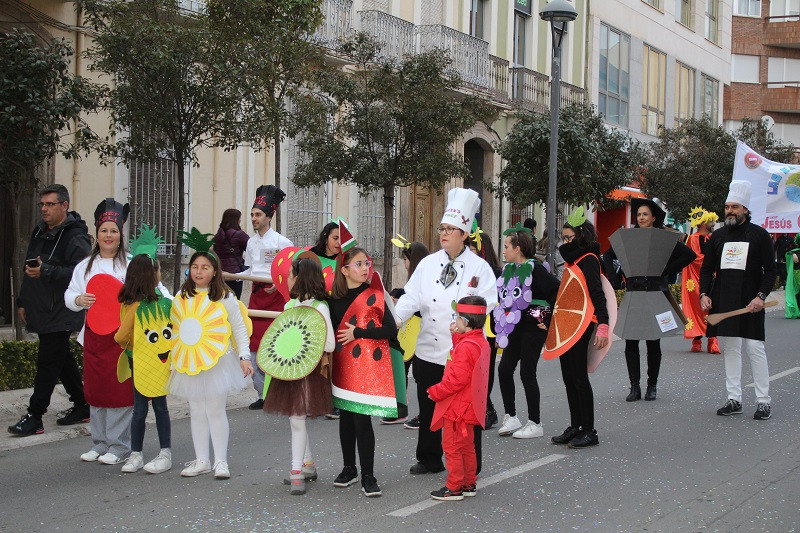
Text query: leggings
558 327 595 431
339 409 375 476
625 339 662 387
498 324 546 423
289 415 313 471
188 394 229 464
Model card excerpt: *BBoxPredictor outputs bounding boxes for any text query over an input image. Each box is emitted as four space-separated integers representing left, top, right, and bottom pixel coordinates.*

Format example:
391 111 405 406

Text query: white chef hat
726 180 752 208
441 188 481 233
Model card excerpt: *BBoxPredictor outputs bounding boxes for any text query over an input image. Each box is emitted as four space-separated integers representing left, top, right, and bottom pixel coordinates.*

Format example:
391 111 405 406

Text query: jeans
131 389 171 452
29 331 85 417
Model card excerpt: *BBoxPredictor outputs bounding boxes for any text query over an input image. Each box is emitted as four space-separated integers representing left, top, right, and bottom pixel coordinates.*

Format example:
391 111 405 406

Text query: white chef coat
395 247 498 366
244 228 293 279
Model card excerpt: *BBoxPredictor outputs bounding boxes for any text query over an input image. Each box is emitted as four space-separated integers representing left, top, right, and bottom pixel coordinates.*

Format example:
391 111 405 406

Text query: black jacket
18 212 92 333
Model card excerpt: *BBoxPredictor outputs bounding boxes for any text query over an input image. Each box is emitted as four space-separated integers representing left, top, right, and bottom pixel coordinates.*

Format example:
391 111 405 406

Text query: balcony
763 82 800 113
511 66 549 114
416 25 489 88
561 81 586 107
310 0 353 50
359 10 415 62
764 15 800 49
489 55 511 105
177 0 205 14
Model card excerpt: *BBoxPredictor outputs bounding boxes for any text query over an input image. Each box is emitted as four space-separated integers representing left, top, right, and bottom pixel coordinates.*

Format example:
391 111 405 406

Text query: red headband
456 303 487 315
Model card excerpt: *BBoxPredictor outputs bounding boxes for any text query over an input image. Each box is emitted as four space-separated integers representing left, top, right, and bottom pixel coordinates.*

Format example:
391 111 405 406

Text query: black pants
412 357 445 470
474 425 482 474
29 331 85 418
625 339 662 387
396 358 413 417
486 337 497 411
498 325 546 423
225 279 243 300
339 409 375 476
558 327 594 431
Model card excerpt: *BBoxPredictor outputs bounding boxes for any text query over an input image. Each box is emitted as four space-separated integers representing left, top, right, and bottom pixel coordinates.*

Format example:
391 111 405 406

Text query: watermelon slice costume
331 273 403 417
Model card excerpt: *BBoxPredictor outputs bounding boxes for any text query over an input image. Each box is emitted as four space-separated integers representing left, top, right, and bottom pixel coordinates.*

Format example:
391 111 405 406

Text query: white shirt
244 228 293 279
395 248 498 366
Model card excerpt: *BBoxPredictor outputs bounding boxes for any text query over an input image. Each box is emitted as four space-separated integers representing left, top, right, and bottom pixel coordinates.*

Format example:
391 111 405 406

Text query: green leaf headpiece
129 224 164 260
502 222 532 236
177 227 215 255
566 206 587 228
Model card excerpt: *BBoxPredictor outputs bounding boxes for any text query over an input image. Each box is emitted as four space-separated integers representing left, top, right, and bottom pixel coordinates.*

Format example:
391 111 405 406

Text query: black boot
626 384 641 402
644 384 657 401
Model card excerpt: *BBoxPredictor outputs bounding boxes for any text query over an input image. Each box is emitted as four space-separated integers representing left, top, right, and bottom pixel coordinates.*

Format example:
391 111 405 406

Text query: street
1 312 798 533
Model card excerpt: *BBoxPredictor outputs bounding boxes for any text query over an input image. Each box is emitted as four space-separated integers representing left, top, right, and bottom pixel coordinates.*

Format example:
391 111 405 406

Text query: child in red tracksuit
427 296 490 501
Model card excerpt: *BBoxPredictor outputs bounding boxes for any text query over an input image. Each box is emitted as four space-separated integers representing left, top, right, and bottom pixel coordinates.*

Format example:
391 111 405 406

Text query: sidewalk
1 384 257 452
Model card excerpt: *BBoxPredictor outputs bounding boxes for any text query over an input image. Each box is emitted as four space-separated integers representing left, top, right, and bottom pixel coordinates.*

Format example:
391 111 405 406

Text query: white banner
732 141 800 233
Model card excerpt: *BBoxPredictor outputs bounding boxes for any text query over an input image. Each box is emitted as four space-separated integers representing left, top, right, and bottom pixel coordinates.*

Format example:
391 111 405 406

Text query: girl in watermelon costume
494 224 559 439
169 246 254 479
262 255 335 495
547 213 610 449
328 247 398 498
427 296 491 502
115 254 174 474
65 199 133 465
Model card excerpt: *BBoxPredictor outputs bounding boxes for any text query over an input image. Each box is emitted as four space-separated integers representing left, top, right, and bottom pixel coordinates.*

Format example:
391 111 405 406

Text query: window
285 137 333 248
705 0 719 42
469 0 487 39
767 57 800 87
642 44 667 136
701 74 719 125
676 0 692 26
599 23 630 126
734 0 761 16
357 189 393 259
675 63 695 125
513 13 527 66
129 158 179 256
770 0 800 17
732 54 760 83
643 0 662 9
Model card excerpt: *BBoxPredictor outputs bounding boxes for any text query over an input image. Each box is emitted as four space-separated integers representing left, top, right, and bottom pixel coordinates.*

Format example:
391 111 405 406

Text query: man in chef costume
395 187 498 475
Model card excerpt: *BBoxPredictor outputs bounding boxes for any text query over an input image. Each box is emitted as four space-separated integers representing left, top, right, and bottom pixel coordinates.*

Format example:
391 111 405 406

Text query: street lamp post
539 0 577 271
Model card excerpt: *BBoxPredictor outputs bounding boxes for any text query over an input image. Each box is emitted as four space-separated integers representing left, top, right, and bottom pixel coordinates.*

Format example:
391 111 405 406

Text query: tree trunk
382 183 394 289
173 157 185 295
9 185 24 340
273 127 281 232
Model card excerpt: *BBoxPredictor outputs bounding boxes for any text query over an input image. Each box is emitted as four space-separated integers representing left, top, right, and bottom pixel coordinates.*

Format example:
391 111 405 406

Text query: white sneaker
497 414 522 436
144 449 172 474
80 450 101 462
512 420 544 439
98 452 125 465
181 459 212 477
121 451 144 472
214 460 230 480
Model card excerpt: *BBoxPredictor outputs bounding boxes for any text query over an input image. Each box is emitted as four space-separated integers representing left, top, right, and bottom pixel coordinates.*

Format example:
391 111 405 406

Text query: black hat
94 198 130 232
630 197 666 228
253 185 286 217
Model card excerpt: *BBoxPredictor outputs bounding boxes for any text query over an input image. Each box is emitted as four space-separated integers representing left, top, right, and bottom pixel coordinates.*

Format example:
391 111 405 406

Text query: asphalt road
1 313 798 533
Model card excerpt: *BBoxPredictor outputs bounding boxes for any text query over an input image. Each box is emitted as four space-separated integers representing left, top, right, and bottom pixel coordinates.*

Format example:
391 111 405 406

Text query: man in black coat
8 184 92 437
700 180 777 421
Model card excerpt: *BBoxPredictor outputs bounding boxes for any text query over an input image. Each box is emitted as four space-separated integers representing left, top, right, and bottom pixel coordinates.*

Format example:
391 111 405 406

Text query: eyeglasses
343 260 372 269
562 234 575 243
38 201 64 208
437 226 459 235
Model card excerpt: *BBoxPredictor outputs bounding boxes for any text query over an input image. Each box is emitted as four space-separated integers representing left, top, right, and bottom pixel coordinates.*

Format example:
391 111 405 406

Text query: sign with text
515 0 533 16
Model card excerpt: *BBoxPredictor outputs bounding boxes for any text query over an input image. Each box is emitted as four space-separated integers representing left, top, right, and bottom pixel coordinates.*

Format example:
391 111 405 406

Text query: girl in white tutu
169 238 254 479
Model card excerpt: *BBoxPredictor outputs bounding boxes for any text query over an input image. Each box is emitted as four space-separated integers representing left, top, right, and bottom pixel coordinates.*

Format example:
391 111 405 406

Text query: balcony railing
359 10 415 62
489 55 510 104
310 0 353 50
177 0 205 14
511 66 549 114
416 25 489 88
561 81 585 107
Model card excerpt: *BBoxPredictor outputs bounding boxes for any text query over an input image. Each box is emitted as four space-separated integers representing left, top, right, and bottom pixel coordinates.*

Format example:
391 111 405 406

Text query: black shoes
644 385 657 401
754 403 772 420
626 384 641 402
403 416 420 429
8 413 44 437
361 475 382 497
430 486 464 501
551 426 581 445
461 484 477 497
248 399 264 410
56 404 90 425
409 462 445 475
333 465 358 487
485 406 498 429
568 429 599 449
716 399 743 416
325 408 341 420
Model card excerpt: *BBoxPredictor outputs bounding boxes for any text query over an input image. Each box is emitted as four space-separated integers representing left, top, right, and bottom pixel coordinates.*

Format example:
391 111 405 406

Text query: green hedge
615 283 682 307
0 340 83 391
